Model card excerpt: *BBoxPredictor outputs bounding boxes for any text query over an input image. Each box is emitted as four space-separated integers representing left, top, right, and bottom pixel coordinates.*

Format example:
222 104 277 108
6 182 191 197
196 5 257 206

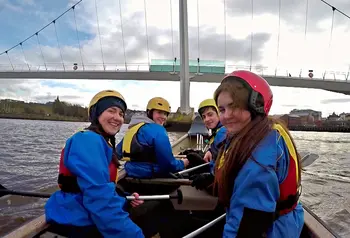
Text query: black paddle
0 183 183 204
0 153 319 199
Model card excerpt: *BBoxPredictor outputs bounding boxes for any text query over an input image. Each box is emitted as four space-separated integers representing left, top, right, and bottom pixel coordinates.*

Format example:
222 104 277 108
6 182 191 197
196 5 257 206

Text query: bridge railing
0 63 348 82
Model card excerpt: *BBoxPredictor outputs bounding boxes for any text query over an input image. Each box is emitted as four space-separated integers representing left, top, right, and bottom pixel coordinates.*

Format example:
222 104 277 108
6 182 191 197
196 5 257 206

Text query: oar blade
301 153 319 168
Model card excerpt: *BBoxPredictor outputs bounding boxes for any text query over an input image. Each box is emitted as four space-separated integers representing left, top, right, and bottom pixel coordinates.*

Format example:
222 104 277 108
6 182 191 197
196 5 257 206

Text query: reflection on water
0 119 349 237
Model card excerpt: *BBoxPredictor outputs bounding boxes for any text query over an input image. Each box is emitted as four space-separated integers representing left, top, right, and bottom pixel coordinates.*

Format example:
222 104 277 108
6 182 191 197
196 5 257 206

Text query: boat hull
3 133 339 238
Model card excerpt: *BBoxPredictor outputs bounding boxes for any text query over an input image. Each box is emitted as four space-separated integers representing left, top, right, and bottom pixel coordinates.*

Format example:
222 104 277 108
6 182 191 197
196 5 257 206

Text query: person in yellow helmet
45 90 145 238
116 96 189 179
198 98 227 163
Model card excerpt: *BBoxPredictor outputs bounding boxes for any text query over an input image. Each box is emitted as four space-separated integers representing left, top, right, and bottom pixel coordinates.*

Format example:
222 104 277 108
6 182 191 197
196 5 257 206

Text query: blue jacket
45 131 144 238
208 122 226 174
116 115 185 178
223 129 304 238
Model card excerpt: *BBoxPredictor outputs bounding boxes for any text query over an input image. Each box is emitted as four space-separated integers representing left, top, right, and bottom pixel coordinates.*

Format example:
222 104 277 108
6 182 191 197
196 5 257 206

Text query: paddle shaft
182 213 226 238
0 187 183 203
0 152 319 199
177 162 210 175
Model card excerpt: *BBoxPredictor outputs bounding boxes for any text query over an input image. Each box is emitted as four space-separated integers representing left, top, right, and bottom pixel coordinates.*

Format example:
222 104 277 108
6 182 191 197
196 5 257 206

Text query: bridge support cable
72 6 85 71
223 0 227 63
94 0 105 70
118 0 127 70
144 0 151 66
196 0 200 61
323 7 335 79
169 0 175 60
20 43 30 71
36 33 47 70
300 0 309 77
250 0 254 71
53 21 65 71
275 0 281 76
320 0 350 20
0 0 82 71
5 52 14 70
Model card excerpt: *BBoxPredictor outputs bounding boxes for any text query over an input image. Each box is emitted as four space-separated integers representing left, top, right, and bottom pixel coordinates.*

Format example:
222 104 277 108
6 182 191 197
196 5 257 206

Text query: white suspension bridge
0 0 350 113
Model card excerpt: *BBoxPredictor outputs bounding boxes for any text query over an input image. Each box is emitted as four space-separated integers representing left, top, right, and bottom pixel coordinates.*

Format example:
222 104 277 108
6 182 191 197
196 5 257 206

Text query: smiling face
217 91 251 134
201 107 220 129
151 109 168 126
98 106 124 135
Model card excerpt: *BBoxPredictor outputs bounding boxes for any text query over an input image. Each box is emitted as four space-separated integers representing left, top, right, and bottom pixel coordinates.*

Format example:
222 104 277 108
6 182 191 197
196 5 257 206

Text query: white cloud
1 0 350 117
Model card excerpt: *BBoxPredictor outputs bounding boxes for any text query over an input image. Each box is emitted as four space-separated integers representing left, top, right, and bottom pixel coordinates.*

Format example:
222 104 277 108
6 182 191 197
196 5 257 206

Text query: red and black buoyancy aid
216 123 300 218
57 134 118 193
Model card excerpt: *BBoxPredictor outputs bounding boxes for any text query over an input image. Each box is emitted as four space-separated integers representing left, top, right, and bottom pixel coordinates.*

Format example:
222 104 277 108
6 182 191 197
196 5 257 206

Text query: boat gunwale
2 133 190 238
2 132 342 238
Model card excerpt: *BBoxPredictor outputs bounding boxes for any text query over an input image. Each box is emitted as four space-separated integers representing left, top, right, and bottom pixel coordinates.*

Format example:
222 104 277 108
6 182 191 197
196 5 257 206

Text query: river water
0 118 349 237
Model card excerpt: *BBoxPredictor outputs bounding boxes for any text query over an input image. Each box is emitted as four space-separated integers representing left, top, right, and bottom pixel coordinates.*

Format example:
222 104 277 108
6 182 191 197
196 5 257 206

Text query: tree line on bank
0 97 142 123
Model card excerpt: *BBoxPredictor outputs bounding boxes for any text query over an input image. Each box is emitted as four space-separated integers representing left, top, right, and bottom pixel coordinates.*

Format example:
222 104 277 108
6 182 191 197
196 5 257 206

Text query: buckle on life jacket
274 187 301 220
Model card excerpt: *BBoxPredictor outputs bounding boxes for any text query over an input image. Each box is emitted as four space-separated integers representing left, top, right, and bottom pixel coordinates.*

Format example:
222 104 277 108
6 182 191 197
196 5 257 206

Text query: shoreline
2 115 350 133
0 114 87 123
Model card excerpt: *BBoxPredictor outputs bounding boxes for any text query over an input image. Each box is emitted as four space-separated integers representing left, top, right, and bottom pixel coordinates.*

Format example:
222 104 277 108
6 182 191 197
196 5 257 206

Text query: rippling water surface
0 119 349 237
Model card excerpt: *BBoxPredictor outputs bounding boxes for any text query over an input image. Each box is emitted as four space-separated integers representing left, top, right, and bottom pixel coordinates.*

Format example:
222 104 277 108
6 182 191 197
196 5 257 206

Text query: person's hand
181 158 190 167
189 173 214 190
203 151 212 163
130 193 144 208
187 152 206 167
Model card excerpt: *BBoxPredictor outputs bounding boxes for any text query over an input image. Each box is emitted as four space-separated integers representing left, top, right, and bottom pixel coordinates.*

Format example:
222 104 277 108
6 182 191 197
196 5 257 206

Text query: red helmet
221 70 273 115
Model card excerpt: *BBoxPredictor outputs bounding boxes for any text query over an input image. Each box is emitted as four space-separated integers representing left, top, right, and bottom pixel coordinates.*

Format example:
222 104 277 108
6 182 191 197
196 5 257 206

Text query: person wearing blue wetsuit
116 96 190 179
197 99 227 177
45 90 145 238
211 70 304 237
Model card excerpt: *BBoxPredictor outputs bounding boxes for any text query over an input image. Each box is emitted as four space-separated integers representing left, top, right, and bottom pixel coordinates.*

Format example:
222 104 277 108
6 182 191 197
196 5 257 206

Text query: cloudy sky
0 0 350 117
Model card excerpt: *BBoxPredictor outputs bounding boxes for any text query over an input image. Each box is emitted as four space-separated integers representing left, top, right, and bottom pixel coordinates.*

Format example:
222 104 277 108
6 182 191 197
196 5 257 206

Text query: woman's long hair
86 123 120 168
213 79 301 207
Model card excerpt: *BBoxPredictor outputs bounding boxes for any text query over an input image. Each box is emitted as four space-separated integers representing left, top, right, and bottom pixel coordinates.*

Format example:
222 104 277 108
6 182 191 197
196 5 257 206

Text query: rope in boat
94 0 105 69
119 0 127 70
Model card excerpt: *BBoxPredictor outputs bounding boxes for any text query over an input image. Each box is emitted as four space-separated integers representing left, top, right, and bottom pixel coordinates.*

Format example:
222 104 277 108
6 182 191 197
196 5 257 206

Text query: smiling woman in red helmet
45 90 144 238
213 71 304 237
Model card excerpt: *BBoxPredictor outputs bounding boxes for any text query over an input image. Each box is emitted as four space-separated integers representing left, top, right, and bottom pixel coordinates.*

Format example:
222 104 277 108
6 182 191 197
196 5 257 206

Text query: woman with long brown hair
213 70 304 237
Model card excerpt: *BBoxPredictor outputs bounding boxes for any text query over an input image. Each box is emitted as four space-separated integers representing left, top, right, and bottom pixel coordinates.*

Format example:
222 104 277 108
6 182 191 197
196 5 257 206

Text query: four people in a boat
44 70 304 237
45 90 145 238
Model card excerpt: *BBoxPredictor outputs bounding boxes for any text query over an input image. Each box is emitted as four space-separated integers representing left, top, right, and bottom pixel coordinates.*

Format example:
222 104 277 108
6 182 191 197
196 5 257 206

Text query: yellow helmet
198 99 218 114
146 97 171 113
88 90 127 118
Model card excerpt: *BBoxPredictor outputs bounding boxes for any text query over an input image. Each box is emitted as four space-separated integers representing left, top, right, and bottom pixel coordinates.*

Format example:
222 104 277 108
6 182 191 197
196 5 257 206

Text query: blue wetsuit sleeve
65 133 144 238
149 126 185 172
223 157 279 237
116 139 123 160
209 127 226 161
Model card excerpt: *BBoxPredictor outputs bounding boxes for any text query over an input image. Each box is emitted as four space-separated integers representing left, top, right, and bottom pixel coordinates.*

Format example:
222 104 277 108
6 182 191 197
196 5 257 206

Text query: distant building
327 112 340 121
339 113 350 121
290 109 322 121
279 114 302 127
